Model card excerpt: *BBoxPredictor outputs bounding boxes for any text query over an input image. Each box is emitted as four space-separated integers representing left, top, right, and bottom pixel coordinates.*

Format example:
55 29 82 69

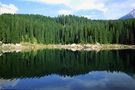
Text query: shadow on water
0 49 135 79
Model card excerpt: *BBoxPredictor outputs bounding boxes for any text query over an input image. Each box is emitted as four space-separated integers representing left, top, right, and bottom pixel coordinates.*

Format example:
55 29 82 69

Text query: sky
0 0 135 19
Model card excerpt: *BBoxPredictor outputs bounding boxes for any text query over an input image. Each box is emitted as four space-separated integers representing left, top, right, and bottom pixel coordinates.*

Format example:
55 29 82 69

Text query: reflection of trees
0 49 135 79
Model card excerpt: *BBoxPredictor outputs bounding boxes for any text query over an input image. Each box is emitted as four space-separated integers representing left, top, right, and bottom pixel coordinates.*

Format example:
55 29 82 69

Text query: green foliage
0 14 135 44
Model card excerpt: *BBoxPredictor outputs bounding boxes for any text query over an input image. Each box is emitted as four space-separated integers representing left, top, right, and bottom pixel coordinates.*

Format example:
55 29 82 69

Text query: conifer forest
0 14 135 44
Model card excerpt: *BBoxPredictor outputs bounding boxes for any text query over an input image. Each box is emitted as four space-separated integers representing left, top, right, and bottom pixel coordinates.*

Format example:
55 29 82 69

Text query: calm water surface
0 49 135 90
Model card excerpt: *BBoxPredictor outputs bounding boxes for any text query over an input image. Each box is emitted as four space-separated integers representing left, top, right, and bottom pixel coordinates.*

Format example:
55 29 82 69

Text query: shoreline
0 43 135 53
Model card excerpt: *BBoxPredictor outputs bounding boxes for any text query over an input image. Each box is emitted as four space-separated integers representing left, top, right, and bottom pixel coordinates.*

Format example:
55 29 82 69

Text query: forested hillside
0 14 135 44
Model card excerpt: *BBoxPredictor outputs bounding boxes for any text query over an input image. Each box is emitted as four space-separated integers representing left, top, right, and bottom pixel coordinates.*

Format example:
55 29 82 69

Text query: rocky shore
0 43 135 54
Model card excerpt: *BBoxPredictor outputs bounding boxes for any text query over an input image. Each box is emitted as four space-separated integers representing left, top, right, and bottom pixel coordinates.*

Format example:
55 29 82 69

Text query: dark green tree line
0 14 135 44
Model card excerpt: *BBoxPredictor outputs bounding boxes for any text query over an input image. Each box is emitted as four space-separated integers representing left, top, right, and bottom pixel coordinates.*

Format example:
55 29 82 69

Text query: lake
0 49 135 90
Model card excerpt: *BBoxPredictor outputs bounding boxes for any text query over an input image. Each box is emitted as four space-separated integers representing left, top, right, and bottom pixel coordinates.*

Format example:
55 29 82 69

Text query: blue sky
0 0 135 19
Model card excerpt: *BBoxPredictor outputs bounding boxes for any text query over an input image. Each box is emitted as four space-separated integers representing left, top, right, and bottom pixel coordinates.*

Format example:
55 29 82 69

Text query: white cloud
20 0 135 19
58 9 72 15
41 0 67 5
132 3 135 8
39 0 135 19
0 2 18 14
41 0 107 12
103 0 135 19
72 0 107 12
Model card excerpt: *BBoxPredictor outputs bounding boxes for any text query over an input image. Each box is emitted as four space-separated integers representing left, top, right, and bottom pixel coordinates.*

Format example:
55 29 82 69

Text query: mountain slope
120 9 135 19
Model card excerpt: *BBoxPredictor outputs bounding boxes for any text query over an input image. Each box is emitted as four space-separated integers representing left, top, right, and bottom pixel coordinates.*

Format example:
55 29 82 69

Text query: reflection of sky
0 71 135 90
0 79 19 89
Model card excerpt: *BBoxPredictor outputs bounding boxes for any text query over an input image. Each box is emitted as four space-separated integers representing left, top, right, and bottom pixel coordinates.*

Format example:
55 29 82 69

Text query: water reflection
0 71 135 90
0 49 135 89
0 79 19 89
